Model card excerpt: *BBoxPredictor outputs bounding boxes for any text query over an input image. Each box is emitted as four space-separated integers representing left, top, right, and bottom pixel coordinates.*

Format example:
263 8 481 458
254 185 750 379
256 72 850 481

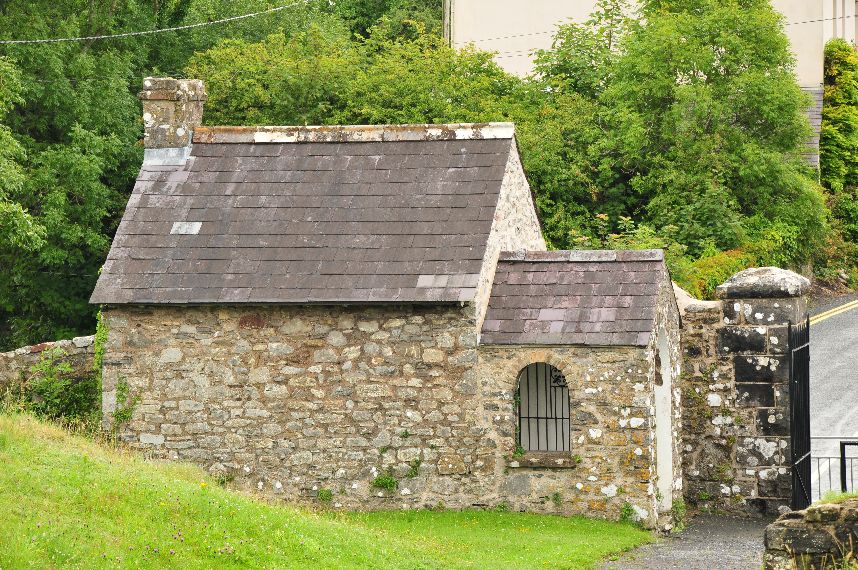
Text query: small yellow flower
201 482 208 489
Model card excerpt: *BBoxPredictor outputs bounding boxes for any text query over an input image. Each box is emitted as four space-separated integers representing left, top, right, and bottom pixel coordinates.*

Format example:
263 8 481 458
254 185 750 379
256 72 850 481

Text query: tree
187 23 358 127
333 0 442 38
335 28 519 125
0 0 148 348
538 0 826 261
534 0 632 98
0 57 45 253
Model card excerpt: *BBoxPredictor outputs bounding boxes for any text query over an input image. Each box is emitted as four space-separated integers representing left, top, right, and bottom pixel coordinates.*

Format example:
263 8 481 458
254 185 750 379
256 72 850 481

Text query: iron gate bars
841 441 858 494
516 363 571 452
789 316 812 510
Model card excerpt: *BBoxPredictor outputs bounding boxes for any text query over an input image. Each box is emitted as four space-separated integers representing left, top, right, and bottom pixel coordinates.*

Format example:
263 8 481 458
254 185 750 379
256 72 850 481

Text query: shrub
26 348 100 424
112 378 140 433
671 499 687 532
406 458 422 478
318 488 334 503
681 248 758 300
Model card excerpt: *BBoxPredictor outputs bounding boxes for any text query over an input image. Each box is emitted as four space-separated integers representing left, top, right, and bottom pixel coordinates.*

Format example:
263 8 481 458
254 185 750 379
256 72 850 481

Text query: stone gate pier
679 267 809 516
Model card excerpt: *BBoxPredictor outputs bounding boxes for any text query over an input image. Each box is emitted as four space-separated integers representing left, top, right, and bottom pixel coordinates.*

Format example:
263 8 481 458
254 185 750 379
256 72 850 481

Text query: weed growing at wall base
112 377 140 434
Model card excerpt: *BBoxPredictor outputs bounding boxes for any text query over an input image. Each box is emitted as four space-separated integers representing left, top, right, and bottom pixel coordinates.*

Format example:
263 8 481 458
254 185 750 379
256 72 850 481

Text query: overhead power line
0 0 312 45
456 14 857 46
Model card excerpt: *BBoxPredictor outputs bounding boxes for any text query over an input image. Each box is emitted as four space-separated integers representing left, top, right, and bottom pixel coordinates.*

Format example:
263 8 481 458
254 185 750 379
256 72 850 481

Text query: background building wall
447 0 843 89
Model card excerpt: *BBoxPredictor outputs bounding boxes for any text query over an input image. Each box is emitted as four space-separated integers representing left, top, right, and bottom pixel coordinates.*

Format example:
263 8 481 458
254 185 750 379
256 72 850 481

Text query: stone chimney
139 77 207 150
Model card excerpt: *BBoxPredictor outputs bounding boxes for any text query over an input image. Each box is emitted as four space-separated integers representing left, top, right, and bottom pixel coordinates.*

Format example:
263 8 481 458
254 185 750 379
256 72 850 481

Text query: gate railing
811 436 858 502
789 316 812 510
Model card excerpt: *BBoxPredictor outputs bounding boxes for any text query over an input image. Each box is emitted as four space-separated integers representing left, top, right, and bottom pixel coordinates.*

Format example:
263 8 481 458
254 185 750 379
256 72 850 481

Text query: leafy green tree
334 0 442 38
821 39 858 194
540 0 826 261
335 28 519 124
187 24 358 126
820 39 858 247
0 0 147 348
534 0 631 98
509 90 603 248
0 57 45 253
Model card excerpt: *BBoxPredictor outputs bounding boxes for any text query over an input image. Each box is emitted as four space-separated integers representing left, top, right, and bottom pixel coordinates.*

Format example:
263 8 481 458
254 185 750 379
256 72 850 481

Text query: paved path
601 515 771 570
809 293 858 499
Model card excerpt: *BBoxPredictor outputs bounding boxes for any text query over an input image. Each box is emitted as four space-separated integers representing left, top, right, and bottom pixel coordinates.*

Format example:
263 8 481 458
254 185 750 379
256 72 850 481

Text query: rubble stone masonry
680 268 809 517
764 499 858 569
102 301 671 527
0 335 96 392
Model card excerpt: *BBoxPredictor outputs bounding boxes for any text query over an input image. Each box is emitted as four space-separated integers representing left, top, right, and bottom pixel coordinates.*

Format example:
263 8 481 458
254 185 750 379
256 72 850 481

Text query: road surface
810 293 858 499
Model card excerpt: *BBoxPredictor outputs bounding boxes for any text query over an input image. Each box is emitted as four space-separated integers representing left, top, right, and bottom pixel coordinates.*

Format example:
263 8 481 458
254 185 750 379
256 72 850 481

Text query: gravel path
601 515 772 570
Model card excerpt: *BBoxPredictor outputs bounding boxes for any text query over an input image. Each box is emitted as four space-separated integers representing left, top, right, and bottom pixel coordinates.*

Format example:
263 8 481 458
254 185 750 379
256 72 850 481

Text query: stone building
90 77 682 528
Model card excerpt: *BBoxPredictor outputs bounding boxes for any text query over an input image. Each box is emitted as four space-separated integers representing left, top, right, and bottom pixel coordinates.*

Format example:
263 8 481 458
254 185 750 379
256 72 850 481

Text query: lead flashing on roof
193 123 516 144
143 144 193 166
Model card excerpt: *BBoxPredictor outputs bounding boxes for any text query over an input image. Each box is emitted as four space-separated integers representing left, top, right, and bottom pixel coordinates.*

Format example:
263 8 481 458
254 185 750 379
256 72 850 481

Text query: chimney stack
139 77 207 150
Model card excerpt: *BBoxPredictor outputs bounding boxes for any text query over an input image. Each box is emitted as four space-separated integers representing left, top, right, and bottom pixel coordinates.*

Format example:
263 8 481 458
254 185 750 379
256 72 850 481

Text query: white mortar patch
171 221 202 235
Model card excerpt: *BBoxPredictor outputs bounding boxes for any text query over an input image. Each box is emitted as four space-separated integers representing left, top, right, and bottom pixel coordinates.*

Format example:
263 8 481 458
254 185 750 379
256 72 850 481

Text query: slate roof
480 250 668 347
90 124 515 305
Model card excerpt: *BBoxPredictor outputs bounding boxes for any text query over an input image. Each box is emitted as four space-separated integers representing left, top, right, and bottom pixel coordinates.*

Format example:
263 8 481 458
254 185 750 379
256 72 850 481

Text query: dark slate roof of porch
90 124 515 305
480 250 667 347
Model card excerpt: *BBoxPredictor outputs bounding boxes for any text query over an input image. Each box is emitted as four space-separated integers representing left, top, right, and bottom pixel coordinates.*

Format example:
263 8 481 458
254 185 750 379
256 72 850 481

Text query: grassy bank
0 414 650 569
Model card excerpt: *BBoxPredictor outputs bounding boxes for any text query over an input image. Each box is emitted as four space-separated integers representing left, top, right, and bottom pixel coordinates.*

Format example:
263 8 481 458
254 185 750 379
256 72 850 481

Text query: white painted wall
654 327 674 513
447 0 593 77
447 0 852 88
773 0 825 88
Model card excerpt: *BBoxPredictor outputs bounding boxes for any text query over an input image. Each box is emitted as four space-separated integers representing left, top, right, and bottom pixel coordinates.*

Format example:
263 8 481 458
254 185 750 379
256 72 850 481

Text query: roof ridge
498 249 664 263
194 123 515 144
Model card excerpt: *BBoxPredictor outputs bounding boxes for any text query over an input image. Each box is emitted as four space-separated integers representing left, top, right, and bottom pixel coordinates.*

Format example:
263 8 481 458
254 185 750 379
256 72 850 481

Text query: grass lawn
0 413 651 569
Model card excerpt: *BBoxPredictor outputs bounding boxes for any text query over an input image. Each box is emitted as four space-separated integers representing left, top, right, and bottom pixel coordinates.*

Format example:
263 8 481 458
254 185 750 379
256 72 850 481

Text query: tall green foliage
0 0 428 350
333 0 442 38
187 23 357 126
0 0 145 348
535 0 826 264
821 39 858 247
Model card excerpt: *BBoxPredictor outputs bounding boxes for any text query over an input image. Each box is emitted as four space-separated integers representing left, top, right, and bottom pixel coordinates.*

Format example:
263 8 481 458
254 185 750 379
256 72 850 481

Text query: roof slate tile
91 137 512 305
480 252 668 347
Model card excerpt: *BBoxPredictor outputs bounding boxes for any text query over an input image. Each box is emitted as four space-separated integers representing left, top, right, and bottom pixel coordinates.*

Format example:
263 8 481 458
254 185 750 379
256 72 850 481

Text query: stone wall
764 499 858 569
140 77 206 150
0 335 96 393
473 138 546 331
102 302 672 526
679 268 809 516
478 345 660 528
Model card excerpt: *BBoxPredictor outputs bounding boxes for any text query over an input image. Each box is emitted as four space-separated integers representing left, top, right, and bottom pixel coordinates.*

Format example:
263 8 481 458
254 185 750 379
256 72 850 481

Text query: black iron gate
789 316 812 510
